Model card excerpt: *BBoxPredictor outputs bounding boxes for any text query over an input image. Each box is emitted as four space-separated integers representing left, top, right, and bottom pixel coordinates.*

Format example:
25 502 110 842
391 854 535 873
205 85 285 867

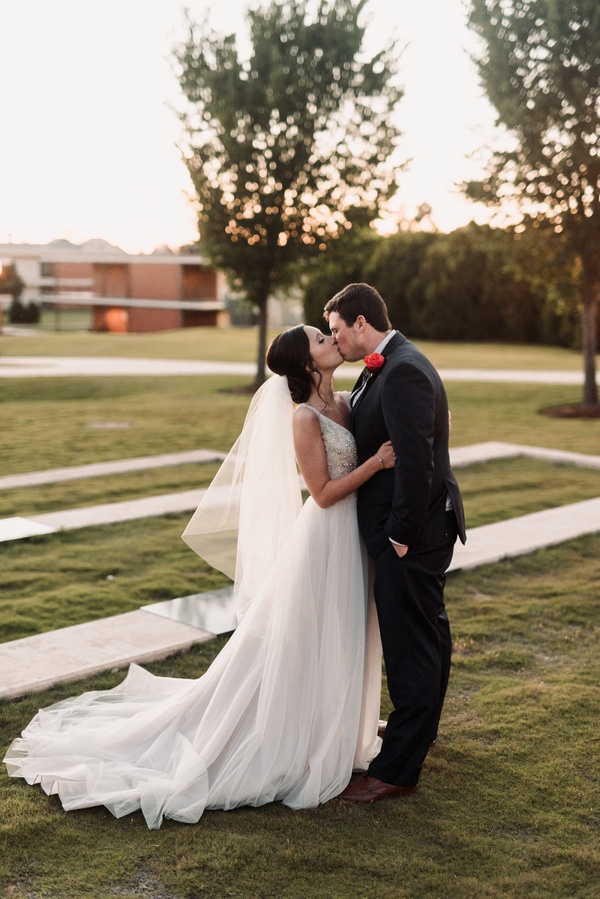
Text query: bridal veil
182 374 303 619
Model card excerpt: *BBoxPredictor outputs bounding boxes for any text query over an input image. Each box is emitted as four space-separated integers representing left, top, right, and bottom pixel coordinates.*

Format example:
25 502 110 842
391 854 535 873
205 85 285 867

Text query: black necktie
351 368 371 406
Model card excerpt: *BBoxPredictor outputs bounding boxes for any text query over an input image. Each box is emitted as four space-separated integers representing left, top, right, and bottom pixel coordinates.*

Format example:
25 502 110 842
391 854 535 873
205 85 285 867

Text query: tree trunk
580 263 599 407
253 296 269 390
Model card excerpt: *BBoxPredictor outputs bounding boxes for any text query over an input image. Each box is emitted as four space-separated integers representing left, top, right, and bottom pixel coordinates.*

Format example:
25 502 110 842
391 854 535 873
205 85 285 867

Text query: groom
324 283 466 802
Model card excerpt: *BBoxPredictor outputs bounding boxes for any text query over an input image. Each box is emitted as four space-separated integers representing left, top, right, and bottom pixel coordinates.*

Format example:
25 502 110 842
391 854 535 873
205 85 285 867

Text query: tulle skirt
4 494 381 829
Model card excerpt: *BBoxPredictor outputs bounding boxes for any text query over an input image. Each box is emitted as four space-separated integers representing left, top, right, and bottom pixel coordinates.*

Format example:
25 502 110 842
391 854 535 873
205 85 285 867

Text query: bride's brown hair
266 325 323 404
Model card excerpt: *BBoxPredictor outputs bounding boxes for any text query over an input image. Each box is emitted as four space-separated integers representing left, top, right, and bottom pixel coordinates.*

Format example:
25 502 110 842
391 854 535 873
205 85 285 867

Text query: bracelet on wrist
375 453 385 469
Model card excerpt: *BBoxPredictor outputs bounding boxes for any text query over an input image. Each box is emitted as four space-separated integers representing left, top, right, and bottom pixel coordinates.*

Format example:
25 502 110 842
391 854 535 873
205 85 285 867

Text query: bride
4 325 394 829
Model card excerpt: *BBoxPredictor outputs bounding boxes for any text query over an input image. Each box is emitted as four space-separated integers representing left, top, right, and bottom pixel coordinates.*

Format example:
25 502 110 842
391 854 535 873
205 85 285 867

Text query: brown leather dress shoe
338 775 417 803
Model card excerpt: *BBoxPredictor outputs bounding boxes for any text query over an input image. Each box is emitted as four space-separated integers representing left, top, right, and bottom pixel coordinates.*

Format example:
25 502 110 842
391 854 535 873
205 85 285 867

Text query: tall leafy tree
0 262 24 302
466 0 600 406
302 226 383 327
174 0 403 386
367 230 438 335
407 225 546 342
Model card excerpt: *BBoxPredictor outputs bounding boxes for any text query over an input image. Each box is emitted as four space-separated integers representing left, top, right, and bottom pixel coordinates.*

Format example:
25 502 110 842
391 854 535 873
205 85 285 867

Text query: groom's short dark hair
324 283 392 332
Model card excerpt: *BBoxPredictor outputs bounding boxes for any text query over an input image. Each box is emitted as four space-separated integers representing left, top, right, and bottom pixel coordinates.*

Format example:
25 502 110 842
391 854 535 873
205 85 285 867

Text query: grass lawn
0 323 587 369
0 455 599 523
1 375 599 479
0 535 598 898
0 330 598 897
1 454 599 644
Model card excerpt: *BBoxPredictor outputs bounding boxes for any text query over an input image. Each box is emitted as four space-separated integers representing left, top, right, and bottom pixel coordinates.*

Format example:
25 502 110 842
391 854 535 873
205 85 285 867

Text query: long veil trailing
182 375 303 619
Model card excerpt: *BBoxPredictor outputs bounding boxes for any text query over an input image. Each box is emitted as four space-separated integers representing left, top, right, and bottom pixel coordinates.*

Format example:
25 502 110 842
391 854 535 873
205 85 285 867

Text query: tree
302 226 382 327
0 263 37 326
0 262 24 302
408 224 547 342
499 225 582 348
366 229 437 334
466 0 600 406
174 0 403 386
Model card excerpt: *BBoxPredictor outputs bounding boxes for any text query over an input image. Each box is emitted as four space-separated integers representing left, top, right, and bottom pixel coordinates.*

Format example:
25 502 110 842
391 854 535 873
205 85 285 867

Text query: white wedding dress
4 402 382 829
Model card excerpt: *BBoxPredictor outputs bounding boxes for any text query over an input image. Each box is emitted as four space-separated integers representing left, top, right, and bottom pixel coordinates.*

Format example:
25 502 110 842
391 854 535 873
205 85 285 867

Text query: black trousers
368 519 457 787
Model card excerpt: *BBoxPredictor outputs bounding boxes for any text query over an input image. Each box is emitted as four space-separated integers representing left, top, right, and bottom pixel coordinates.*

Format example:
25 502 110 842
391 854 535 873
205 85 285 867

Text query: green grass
0 331 598 896
0 455 598 524
443 381 600 455
1 456 599 645
0 536 598 898
0 324 270 361
0 374 598 650
456 456 600 525
0 376 250 474
0 376 599 479
0 323 586 369
0 516 224 641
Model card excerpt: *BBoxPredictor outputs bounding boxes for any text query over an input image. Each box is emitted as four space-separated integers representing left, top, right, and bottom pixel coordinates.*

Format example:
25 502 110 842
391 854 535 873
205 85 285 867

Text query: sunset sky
0 0 497 254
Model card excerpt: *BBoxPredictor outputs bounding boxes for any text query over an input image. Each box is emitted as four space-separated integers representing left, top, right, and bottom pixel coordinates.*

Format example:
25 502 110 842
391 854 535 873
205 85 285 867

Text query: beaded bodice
297 405 358 479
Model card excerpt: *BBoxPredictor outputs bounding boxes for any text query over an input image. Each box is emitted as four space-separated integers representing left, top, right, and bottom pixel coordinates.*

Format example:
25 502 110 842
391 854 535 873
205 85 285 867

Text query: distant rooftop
48 238 128 254
0 239 206 266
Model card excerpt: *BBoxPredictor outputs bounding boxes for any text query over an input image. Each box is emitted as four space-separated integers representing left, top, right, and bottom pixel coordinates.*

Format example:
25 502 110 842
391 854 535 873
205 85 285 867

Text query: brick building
0 239 229 332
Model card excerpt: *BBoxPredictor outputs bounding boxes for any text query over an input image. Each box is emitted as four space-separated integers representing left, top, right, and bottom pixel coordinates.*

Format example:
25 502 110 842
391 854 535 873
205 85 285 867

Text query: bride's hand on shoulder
375 440 395 470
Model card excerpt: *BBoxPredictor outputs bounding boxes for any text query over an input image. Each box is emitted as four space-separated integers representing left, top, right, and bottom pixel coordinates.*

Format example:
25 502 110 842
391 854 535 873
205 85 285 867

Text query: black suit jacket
351 331 466 558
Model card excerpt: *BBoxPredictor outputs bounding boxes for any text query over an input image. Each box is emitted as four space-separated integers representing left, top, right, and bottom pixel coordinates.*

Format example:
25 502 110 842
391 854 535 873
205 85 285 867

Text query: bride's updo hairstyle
267 325 321 404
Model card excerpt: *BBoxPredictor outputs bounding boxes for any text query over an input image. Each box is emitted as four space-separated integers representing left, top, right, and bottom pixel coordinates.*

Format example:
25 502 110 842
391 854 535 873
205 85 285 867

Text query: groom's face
328 312 364 363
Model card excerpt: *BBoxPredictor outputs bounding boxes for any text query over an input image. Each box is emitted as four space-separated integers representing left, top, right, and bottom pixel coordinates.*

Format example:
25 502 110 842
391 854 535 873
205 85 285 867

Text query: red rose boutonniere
364 353 385 372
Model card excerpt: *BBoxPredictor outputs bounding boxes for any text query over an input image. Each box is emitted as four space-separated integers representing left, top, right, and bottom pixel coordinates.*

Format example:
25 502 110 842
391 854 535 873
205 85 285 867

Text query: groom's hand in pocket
390 541 409 558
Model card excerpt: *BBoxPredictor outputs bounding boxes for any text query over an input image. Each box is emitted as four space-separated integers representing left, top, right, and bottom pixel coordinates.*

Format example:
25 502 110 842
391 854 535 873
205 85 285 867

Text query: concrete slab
1 441 596 495
0 357 258 378
450 441 600 470
0 516 56 541
1 442 598 545
1 440 598 700
2 493 599 701
0 611 213 700
31 490 207 531
141 587 237 635
450 442 526 466
503 443 600 470
450 496 600 571
0 449 226 491
0 490 207 542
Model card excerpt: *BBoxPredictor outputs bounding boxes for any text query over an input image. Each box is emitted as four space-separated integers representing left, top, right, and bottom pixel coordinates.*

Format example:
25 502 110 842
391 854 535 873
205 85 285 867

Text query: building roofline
0 245 209 266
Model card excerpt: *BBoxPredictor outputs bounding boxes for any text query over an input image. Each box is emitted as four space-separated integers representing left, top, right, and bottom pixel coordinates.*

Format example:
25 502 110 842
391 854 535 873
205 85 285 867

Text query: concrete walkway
1 440 599 545
0 354 597 385
0 355 597 700
0 449 227 491
1 441 599 700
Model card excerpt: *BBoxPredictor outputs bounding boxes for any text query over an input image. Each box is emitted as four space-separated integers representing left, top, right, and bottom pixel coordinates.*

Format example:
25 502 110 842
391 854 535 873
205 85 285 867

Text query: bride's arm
293 407 394 509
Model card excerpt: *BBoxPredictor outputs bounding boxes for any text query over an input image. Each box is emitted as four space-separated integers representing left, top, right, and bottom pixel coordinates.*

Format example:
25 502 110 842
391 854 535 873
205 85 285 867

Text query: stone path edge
0 611 213 700
1 441 599 700
1 442 599 545
0 355 597 385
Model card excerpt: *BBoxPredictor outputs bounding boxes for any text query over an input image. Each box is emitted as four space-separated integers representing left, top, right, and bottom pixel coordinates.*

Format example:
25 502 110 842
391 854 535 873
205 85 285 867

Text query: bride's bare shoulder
293 404 320 425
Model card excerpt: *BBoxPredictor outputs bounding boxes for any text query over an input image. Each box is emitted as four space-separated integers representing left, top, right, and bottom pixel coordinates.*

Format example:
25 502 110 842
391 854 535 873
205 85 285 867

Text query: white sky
0 0 497 254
